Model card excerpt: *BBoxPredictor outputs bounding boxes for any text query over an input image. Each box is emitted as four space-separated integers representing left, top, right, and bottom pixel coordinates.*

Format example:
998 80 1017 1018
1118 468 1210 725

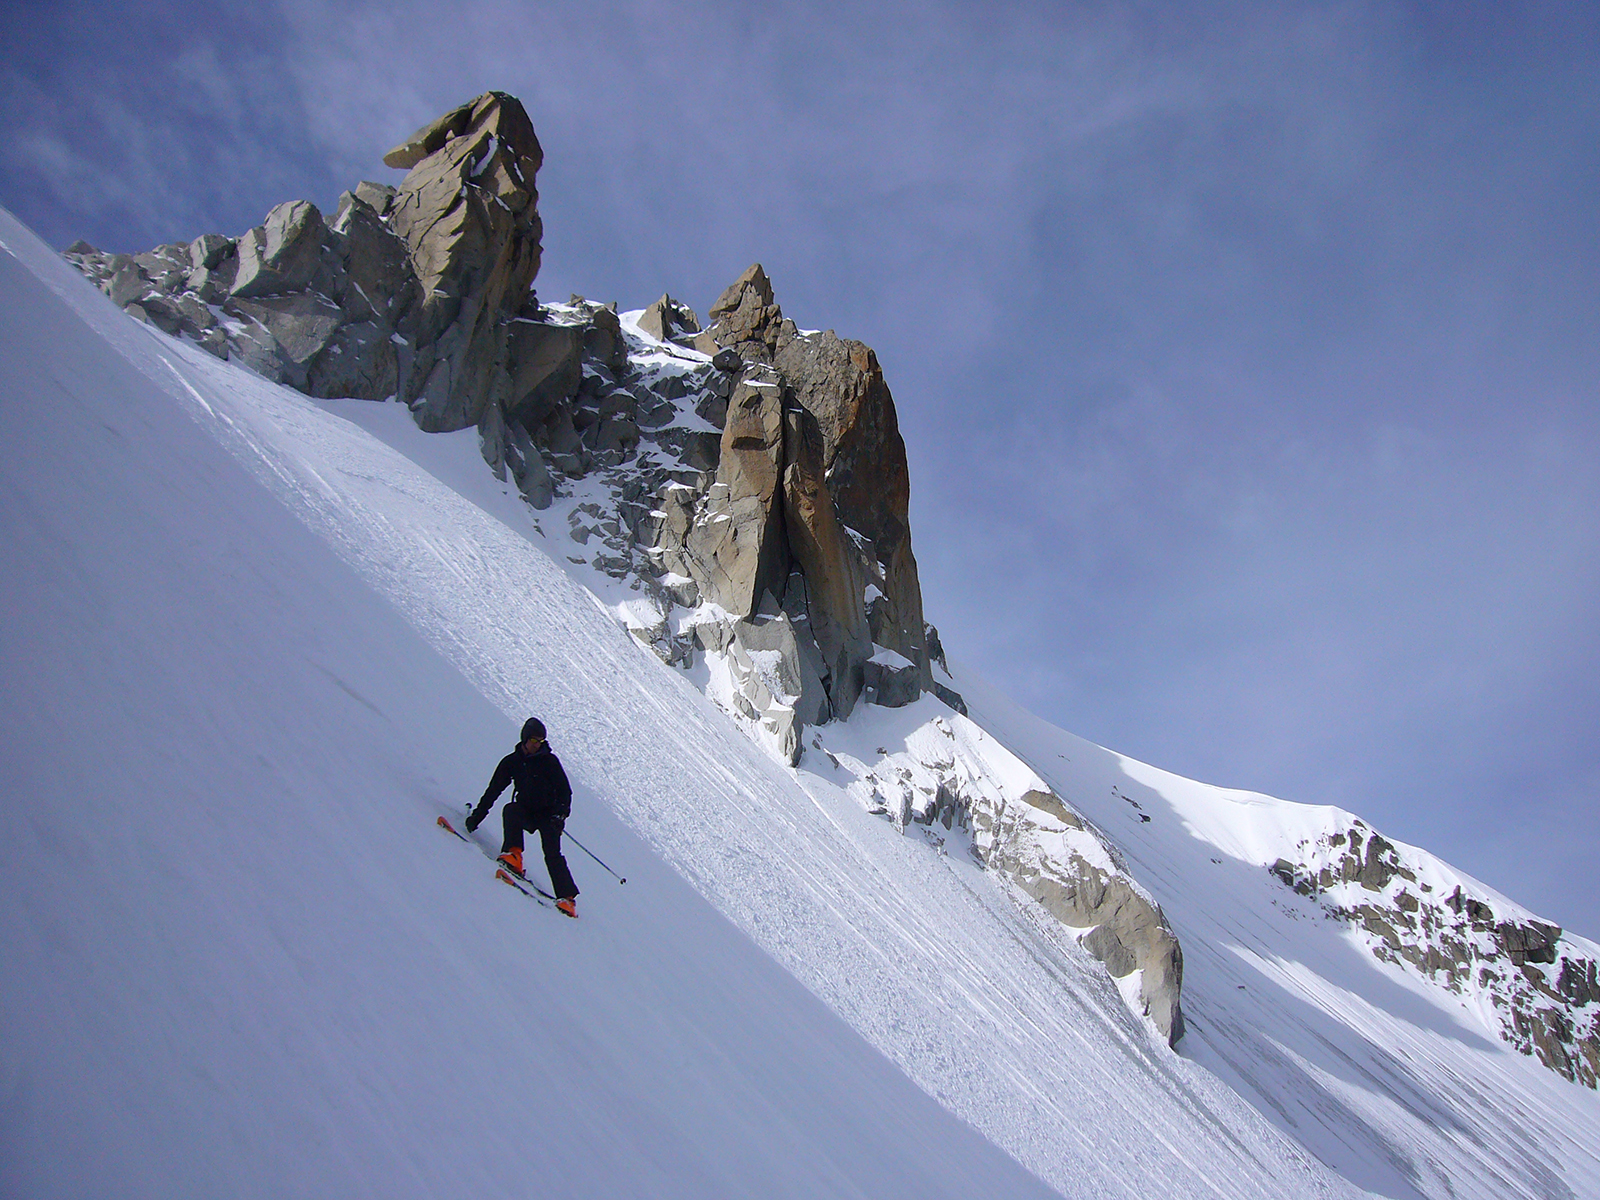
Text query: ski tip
436 815 452 830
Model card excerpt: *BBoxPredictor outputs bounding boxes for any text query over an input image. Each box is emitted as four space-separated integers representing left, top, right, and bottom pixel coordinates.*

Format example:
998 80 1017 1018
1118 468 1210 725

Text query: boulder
107 259 149 308
589 413 641 457
134 245 192 291
224 292 345 390
863 646 920 708
649 425 720 474
352 180 397 216
331 195 415 327
188 233 234 271
695 386 730 428
225 315 289 382
129 294 184 336
187 251 238 304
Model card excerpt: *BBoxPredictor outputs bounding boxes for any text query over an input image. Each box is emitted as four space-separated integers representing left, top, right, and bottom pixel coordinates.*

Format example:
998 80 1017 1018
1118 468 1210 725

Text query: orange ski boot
556 897 577 919
495 847 524 876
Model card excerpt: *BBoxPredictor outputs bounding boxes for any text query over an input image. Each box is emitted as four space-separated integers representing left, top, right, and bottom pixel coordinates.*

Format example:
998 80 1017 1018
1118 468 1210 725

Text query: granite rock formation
66 91 565 448
820 714 1187 1046
66 90 944 749
1269 822 1600 1088
684 262 931 719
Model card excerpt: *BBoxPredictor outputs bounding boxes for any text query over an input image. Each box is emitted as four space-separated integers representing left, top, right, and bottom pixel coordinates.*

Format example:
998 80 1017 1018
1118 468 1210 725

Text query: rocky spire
383 91 546 432
686 263 934 717
63 102 944 730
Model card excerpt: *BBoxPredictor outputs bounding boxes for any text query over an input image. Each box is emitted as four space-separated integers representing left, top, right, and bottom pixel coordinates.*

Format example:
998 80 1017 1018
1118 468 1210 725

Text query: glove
465 811 482 834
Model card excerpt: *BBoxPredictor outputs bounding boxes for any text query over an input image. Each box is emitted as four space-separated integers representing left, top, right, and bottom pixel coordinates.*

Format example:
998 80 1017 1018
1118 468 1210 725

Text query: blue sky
3 0 1596 936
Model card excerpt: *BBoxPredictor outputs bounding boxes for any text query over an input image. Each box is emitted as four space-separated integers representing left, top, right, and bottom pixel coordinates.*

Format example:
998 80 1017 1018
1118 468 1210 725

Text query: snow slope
0 212 1060 1200
956 670 1600 1199
3 204 1595 1198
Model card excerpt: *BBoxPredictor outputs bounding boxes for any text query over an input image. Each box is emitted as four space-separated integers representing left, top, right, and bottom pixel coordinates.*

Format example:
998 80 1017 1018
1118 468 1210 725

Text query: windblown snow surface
1 206 1595 1199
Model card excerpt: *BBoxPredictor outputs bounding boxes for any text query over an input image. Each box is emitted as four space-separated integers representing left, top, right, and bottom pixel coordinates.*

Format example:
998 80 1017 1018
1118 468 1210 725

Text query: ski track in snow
1 211 1064 1200
4 205 1597 1199
129 308 1360 1199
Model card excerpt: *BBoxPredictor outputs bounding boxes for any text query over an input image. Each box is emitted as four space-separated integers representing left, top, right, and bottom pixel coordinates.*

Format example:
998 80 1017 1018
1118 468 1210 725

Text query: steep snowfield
3 205 1595 1199
0 214 1061 1200
956 672 1600 1199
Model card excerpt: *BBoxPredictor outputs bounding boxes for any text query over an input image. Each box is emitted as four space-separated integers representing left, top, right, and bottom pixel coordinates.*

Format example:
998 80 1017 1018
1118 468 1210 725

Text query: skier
466 717 579 918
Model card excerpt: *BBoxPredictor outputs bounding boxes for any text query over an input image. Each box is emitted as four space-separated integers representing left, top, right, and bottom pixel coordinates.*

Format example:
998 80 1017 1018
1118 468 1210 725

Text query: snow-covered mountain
3 92 1597 1199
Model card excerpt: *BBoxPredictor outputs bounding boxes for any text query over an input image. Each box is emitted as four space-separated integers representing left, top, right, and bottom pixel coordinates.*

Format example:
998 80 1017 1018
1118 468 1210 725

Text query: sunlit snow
3 205 1596 1199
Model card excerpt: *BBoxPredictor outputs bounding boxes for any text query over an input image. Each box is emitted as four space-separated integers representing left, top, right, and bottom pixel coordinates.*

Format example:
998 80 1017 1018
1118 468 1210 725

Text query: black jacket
470 743 572 826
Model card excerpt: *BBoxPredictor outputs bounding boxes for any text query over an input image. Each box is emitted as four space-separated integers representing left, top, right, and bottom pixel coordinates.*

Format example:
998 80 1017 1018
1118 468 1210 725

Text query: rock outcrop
775 331 924 676
976 788 1185 1045
636 294 700 343
67 94 949 757
66 91 586 510
1269 822 1600 1088
820 713 1187 1045
382 93 546 432
680 262 933 722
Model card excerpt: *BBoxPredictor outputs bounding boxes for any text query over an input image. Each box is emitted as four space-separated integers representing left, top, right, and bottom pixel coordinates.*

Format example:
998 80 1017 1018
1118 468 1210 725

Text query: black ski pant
501 801 578 900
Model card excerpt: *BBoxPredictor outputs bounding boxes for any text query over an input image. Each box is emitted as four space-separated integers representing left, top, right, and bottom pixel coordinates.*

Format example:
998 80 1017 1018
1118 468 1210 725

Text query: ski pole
564 829 625 883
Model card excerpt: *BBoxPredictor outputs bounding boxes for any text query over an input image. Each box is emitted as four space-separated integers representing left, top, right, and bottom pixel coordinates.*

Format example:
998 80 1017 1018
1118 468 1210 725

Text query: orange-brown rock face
693 262 931 716
684 373 790 619
774 331 926 680
782 404 873 717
